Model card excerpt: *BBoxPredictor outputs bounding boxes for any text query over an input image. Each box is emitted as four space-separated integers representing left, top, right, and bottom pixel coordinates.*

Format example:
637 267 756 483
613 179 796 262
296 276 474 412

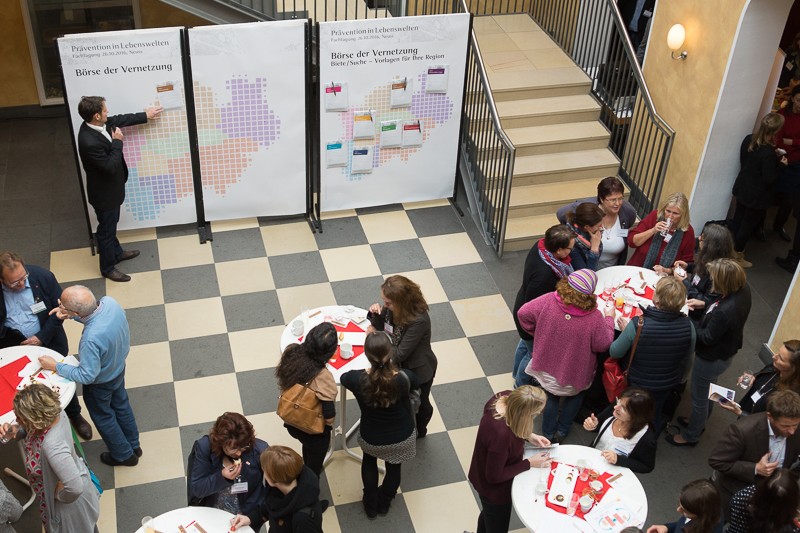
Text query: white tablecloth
279 305 371 383
511 444 647 532
133 506 255 533
0 346 76 425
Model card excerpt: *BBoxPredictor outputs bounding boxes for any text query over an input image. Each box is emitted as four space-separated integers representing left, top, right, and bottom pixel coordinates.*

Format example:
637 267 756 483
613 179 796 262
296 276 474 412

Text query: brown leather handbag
277 382 324 435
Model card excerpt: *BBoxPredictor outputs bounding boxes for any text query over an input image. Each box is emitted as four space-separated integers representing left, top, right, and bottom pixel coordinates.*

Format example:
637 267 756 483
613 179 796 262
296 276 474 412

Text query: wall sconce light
667 23 688 60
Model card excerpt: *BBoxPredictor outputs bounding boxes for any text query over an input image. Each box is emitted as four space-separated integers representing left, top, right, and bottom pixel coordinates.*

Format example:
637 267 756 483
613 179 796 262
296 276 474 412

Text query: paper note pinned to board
156 81 183 109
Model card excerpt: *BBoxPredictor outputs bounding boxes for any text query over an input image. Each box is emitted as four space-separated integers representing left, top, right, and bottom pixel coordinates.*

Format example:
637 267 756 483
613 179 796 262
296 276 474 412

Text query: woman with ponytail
275 322 338 478
341 332 418 519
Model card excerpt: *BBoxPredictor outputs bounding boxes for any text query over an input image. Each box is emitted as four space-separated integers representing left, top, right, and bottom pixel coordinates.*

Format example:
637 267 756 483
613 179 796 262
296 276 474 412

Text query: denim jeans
542 390 585 439
95 207 124 275
682 356 732 442
512 339 532 379
82 370 140 461
514 353 537 388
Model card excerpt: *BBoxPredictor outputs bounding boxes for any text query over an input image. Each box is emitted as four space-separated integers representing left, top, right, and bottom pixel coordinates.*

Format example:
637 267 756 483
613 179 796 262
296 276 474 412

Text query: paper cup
579 495 593 512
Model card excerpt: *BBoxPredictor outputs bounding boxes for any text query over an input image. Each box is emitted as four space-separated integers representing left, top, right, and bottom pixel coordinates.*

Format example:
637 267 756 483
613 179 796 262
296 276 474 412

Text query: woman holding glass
627 192 695 270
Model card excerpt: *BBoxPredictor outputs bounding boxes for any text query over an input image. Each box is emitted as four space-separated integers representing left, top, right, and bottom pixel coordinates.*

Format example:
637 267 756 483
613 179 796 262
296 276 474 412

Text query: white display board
318 14 470 211
59 28 197 230
188 21 308 220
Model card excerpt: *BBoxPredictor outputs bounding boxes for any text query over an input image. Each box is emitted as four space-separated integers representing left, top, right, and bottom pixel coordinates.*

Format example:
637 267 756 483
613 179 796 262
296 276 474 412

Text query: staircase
473 13 622 252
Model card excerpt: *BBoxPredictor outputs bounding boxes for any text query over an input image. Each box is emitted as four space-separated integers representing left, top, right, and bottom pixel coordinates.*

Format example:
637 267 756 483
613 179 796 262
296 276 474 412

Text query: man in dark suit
76 96 162 282
708 390 800 520
616 0 655 49
0 251 92 440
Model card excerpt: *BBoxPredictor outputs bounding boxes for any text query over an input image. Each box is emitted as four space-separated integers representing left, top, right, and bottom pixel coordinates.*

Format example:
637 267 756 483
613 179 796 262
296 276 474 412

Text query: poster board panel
59 27 196 231
318 14 470 211
188 20 308 221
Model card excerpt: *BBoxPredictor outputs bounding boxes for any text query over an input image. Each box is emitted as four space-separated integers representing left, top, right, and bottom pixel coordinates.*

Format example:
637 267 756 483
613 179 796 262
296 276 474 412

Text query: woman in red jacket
627 192 695 270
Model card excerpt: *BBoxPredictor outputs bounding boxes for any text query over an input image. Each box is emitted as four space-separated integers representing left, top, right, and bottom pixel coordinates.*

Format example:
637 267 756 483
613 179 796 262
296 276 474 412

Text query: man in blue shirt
39 285 142 467
0 252 93 440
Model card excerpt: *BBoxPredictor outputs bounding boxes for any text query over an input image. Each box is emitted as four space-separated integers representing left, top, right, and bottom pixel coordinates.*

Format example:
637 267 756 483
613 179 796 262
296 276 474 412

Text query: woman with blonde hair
518 269 615 441
341 332 418 518
230 445 324 532
367 275 438 437
468 385 552 533
627 192 696 270
731 112 788 267
0 384 100 532
668 259 751 447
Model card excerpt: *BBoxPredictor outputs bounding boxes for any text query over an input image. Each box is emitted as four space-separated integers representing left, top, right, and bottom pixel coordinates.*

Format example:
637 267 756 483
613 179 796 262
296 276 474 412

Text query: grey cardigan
28 412 100 533
0 480 22 533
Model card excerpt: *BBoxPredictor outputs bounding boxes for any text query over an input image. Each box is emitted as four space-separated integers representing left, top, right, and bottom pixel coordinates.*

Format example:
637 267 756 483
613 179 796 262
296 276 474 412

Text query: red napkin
624 277 655 300
544 461 614 520
0 356 32 416
296 321 368 371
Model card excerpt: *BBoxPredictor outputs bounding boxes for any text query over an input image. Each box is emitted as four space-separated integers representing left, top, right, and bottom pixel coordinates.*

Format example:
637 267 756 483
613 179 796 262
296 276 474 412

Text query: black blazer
694 286 752 362
512 241 561 340
78 112 147 211
588 405 656 473
0 265 67 355
367 309 437 384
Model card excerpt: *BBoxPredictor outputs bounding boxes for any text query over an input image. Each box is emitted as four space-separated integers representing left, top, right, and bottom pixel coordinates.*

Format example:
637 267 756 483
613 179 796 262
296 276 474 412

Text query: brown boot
734 251 752 268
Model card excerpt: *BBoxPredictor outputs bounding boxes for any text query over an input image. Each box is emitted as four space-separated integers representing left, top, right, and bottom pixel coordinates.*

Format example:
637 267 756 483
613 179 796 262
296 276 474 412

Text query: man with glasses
0 251 93 440
38 285 142 467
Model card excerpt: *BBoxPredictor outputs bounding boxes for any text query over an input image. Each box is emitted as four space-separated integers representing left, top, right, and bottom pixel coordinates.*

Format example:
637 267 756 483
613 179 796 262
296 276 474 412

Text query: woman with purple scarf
512 225 575 386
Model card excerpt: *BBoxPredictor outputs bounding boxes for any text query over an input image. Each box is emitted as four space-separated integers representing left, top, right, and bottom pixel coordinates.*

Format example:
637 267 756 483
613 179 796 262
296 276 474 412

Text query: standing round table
133 506 255 533
0 345 77 510
512 444 647 532
280 305 371 467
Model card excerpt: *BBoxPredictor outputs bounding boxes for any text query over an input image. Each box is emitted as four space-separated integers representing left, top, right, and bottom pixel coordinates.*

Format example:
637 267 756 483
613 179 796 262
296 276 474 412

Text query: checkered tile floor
48 200 534 533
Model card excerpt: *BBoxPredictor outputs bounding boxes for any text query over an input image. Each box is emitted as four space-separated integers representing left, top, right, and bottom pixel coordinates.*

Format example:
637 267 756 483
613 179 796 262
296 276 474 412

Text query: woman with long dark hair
341 332 418 519
367 275 437 437
275 322 338 477
668 223 734 319
727 468 800 533
583 387 657 473
565 202 605 270
646 479 723 533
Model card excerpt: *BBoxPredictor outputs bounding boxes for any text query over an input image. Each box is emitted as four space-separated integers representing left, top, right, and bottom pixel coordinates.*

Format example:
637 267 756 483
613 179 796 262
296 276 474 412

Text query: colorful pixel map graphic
338 73 454 180
120 76 280 220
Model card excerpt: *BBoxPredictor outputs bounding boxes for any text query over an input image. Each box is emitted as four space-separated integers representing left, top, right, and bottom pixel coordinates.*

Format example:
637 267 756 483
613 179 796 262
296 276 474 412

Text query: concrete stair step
507 121 610 156
496 95 600 128
503 214 554 252
487 67 591 101
509 177 607 217
511 148 620 185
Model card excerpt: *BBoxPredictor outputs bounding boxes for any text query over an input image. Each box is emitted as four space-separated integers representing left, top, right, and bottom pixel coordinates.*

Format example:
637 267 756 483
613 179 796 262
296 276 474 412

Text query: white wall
688 0 793 230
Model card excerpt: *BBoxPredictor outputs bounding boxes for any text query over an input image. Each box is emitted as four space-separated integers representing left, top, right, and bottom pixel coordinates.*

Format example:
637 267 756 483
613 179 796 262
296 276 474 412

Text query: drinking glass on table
602 281 613 300
622 299 633 316
567 493 580 516
141 516 155 533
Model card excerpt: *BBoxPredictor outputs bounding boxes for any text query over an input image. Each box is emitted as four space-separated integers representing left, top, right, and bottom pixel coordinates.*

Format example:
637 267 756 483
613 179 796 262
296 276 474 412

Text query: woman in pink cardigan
518 269 615 442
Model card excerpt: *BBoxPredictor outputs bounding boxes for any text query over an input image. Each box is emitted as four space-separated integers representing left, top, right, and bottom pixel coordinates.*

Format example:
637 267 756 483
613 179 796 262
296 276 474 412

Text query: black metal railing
223 0 403 21
527 0 674 216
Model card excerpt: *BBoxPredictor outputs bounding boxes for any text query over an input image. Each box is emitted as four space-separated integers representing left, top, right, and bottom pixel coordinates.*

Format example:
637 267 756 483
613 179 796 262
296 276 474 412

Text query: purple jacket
518 292 614 391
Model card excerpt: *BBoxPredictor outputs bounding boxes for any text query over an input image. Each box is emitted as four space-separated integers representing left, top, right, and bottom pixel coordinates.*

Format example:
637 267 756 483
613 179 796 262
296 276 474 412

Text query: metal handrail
456 0 516 255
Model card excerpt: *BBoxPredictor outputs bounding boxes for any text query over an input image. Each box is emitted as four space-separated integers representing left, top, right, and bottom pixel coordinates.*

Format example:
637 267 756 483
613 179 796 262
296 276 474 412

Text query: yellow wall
0 1 39 107
771 277 800 349
642 0 747 202
0 1 211 108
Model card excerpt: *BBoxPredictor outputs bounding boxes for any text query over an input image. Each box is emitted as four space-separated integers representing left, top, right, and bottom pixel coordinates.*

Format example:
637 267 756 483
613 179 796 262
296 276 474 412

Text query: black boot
377 485 395 516
775 253 800 273
363 489 378 519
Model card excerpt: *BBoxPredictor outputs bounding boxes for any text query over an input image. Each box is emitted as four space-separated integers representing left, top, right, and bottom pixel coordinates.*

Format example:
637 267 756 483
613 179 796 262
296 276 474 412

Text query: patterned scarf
643 227 684 269
537 239 574 279
24 428 51 525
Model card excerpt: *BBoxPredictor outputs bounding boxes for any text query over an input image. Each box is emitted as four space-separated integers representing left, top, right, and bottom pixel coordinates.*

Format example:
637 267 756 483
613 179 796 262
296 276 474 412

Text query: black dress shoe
103 269 131 282
69 414 93 440
100 451 138 467
117 250 140 262
675 416 704 435
776 227 792 242
134 447 143 458
664 434 698 447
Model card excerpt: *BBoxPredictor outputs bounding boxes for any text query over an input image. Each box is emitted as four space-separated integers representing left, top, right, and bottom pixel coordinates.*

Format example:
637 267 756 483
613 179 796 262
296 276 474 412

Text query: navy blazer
188 435 268 530
78 112 147 211
0 264 67 355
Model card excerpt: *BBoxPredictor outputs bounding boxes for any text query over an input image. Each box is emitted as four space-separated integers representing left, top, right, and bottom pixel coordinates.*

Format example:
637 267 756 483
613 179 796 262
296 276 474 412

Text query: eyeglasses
603 196 624 205
4 270 29 289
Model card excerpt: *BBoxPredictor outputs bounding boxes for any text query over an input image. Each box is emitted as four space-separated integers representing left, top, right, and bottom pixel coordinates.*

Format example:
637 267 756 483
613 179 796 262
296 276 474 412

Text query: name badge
643 9 652 17
617 229 629 238
30 301 47 314
663 233 673 243
384 322 394 335
692 274 701 286
750 390 763 404
231 481 248 494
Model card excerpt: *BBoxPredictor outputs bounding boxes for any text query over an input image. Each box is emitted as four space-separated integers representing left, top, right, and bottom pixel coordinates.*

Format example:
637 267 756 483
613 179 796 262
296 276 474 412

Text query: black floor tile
435 263 499 301
269 251 328 289
222 290 283 331
431 377 493 431
372 239 431 274
169 333 235 381
314 217 368 250
126 304 169 345
161 264 220 303
406 205 464 237
211 228 267 262
127 382 179 432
